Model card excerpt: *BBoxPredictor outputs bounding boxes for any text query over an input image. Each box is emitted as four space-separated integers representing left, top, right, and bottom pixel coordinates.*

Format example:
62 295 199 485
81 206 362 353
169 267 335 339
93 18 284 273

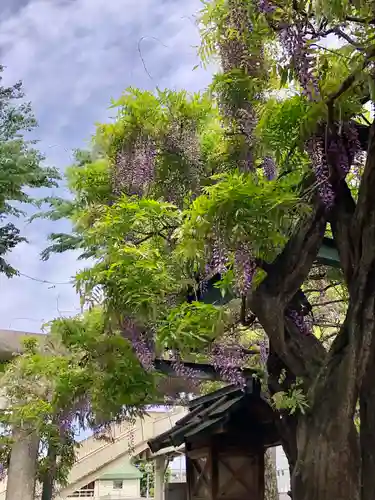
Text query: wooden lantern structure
148 381 280 500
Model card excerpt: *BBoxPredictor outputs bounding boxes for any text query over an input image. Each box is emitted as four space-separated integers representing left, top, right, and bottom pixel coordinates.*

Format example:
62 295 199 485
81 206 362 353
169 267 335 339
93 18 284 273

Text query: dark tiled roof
148 380 278 453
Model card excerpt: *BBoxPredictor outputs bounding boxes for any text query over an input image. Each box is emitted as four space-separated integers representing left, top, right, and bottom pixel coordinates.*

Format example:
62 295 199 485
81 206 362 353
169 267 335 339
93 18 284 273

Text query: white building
67 459 142 498
275 447 291 499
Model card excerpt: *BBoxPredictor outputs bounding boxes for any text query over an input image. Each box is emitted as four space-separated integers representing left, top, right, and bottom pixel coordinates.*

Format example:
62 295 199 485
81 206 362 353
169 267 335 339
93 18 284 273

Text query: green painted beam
200 237 341 306
317 237 340 268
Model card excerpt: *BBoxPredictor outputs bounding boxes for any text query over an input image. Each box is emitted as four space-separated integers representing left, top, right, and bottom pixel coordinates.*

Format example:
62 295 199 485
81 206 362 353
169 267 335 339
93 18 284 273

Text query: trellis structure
148 382 280 500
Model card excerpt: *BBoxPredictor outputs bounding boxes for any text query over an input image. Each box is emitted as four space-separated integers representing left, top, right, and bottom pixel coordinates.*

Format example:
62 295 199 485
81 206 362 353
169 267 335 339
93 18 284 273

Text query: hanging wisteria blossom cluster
279 24 320 103
341 122 364 175
234 244 256 295
113 135 156 197
205 232 229 278
306 135 335 209
259 338 268 366
169 350 199 394
164 121 201 169
160 119 203 204
256 0 275 14
217 0 265 172
119 317 155 373
210 338 247 387
131 331 154 372
261 156 277 180
286 308 313 336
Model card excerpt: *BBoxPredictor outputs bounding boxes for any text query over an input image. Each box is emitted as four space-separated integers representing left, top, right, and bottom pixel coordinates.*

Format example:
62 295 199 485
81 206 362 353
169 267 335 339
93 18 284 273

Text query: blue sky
0 0 213 333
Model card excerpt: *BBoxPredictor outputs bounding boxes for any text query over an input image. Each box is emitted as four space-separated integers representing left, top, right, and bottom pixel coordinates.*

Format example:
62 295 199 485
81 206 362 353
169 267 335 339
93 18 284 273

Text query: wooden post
185 451 194 500
154 456 166 500
210 443 218 500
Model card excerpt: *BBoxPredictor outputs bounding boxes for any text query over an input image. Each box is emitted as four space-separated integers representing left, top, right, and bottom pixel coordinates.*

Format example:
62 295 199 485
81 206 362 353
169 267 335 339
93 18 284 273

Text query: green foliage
177 171 305 274
0 65 59 276
134 460 171 497
0 307 160 486
272 378 309 415
156 302 227 352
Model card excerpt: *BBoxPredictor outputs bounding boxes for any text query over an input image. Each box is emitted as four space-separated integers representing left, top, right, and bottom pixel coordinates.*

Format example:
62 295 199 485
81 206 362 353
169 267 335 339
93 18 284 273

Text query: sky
0 0 213 333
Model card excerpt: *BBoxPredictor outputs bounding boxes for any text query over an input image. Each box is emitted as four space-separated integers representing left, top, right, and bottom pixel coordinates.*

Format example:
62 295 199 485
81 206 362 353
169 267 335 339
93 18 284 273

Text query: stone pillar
154 456 166 500
5 426 39 500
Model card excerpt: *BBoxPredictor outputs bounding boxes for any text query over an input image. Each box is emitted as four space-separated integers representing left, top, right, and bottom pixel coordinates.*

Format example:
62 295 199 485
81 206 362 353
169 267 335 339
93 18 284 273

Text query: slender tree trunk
41 444 57 500
5 426 39 500
264 448 278 500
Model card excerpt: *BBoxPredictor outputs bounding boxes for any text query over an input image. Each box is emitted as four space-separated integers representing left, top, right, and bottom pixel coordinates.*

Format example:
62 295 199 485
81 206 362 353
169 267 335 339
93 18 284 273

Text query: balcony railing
68 490 95 497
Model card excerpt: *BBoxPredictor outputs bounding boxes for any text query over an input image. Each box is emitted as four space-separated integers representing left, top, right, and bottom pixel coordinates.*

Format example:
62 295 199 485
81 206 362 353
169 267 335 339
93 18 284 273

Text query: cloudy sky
0 0 213 333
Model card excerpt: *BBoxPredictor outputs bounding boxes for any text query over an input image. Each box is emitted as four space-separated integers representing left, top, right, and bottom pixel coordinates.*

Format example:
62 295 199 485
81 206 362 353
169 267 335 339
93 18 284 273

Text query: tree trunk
291 410 360 500
360 343 375 500
264 448 278 500
5 426 39 500
41 444 57 500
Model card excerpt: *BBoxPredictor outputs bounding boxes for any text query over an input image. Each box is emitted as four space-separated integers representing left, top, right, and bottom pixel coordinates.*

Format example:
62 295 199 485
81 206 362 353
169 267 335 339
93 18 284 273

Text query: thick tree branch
353 120 375 270
261 197 326 306
345 16 375 25
331 29 365 51
330 179 356 286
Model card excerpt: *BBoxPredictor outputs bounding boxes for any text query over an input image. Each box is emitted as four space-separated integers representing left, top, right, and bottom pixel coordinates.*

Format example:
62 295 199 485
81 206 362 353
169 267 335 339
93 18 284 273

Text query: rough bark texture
5 427 39 500
41 444 57 500
264 448 278 500
248 147 375 500
292 411 360 500
360 343 375 500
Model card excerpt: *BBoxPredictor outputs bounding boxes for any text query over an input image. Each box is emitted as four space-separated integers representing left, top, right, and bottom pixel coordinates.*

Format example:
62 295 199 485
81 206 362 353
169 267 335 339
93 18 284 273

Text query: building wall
97 478 140 498
275 446 290 496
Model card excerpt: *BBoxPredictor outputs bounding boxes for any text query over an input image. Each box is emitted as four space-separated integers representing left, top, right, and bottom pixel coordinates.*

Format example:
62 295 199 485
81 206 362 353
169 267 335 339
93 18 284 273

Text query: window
113 480 123 490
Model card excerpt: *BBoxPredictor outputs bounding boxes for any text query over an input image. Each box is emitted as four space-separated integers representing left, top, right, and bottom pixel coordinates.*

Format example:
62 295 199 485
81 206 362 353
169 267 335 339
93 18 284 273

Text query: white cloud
0 0 213 333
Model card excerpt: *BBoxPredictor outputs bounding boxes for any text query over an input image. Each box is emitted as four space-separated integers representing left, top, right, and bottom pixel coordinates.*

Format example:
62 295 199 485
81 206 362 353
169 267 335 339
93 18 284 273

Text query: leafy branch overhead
3 1 375 499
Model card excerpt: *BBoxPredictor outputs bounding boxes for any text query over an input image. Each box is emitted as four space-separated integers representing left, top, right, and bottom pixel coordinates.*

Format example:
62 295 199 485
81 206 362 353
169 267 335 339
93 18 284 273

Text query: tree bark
359 343 375 500
264 448 278 500
5 426 39 500
291 413 359 500
41 444 57 500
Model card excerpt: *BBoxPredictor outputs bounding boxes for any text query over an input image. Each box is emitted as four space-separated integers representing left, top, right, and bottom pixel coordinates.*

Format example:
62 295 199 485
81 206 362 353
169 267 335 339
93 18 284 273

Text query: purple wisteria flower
113 135 156 196
287 309 313 336
234 244 257 295
121 318 154 371
257 0 276 13
307 136 335 209
211 340 247 387
262 156 277 180
259 338 268 366
279 25 320 102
